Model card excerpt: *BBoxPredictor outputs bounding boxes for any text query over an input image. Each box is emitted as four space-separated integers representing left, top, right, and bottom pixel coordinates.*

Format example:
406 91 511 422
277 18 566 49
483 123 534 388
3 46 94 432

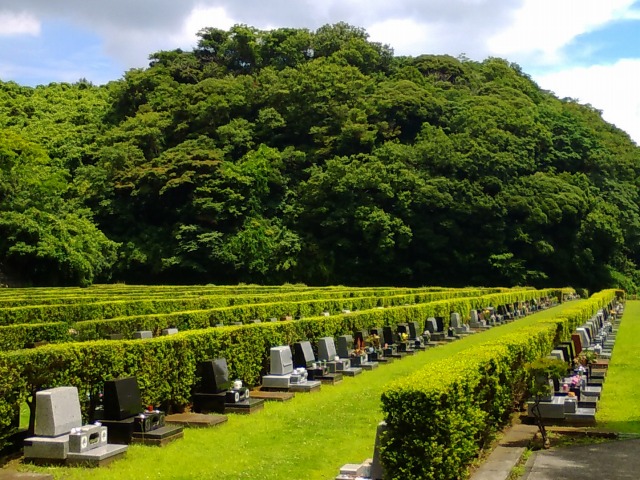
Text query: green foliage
0 24 638 289
379 289 618 479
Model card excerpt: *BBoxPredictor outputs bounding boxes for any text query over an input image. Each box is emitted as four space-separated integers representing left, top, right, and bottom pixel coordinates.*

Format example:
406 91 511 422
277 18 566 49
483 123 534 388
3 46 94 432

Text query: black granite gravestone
193 358 263 414
98 377 183 446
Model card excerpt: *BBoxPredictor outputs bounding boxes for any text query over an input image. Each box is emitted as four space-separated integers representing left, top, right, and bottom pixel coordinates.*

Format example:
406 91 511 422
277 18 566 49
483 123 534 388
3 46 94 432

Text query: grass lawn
21 303 580 480
596 300 640 433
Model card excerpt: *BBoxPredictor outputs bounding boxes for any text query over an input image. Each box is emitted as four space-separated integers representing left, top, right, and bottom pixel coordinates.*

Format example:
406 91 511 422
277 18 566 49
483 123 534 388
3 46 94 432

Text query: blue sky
1 0 639 143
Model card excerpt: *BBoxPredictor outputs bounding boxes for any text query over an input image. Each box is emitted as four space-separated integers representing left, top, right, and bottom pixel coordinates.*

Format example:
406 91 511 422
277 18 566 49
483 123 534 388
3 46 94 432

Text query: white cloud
367 19 433 56
487 0 638 65
170 5 237 51
534 59 640 144
0 11 40 36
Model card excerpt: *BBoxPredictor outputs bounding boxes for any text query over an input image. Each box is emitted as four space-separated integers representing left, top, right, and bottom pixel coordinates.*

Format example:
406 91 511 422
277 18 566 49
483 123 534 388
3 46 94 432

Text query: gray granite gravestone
317 337 362 376
161 328 178 336
262 346 322 391
24 387 127 465
35 387 81 437
133 330 152 339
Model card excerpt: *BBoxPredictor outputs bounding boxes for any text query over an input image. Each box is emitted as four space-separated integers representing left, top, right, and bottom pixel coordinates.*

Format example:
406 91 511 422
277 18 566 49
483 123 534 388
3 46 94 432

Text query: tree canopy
0 24 639 291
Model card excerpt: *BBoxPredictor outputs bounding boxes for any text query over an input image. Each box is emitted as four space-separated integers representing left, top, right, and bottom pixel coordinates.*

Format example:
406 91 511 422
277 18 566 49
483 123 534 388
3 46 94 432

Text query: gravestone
571 333 583 355
132 331 152 339
381 327 403 358
337 335 354 359
161 328 178 336
382 326 395 347
199 358 232 393
339 334 378 370
98 377 183 446
24 387 128 465
318 336 338 362
193 358 263 414
293 341 316 369
103 377 142 421
262 346 322 390
335 421 387 480
270 346 294 375
317 337 362 376
425 317 445 341
354 330 368 347
435 317 445 332
549 350 565 362
294 341 343 384
35 387 81 437
576 328 591 349
406 321 426 350
394 324 415 354
425 318 438 334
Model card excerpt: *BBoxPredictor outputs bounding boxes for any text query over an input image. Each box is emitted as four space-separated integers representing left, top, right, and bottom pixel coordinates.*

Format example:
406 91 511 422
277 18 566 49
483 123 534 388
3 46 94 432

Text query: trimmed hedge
0 287 562 449
0 323 71 351
0 287 506 325
71 289 529 341
379 289 622 480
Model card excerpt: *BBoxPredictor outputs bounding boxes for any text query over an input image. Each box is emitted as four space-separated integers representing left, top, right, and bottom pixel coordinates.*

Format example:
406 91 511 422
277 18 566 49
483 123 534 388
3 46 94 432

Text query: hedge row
0 287 562 448
0 287 508 325
0 288 559 352
71 289 532 342
379 289 622 480
0 285 441 308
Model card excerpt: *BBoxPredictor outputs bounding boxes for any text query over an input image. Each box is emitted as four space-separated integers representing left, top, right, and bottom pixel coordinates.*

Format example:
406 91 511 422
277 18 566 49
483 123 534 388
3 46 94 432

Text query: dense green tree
0 23 638 290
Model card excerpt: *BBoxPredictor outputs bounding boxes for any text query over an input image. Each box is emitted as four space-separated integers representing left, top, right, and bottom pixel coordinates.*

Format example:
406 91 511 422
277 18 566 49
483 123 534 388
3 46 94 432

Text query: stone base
131 425 183 446
288 381 322 393
66 444 128 467
336 459 373 480
0 472 54 480
338 367 363 377
359 362 378 371
374 357 394 364
248 391 294 402
260 380 321 393
24 435 69 460
99 417 136 445
223 398 265 414
164 413 227 428
319 373 343 385
194 393 266 414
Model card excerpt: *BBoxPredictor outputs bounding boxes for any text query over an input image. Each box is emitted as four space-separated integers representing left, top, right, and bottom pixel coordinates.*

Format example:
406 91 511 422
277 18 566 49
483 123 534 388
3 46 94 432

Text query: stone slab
523 438 640 480
23 434 69 460
0 473 54 480
224 398 265 415
66 444 128 467
164 413 228 428
249 391 294 402
131 426 183 447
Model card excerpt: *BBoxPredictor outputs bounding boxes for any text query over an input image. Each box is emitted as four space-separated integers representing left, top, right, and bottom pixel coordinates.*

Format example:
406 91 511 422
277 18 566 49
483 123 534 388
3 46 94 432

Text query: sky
0 0 639 144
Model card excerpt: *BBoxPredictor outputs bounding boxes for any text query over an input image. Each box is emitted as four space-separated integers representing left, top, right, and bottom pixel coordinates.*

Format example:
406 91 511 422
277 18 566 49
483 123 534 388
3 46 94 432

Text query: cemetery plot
6 290 583 480
0 286 567 462
193 358 265 414
96 377 184 447
23 386 127 467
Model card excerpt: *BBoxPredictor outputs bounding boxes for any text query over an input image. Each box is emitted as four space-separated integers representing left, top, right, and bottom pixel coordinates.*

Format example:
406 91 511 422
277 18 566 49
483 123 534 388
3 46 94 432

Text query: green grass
596 300 640 433
20 303 580 480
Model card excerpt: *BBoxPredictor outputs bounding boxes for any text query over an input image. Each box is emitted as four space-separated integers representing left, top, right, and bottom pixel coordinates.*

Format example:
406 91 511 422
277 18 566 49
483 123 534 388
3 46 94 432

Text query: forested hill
1 23 639 292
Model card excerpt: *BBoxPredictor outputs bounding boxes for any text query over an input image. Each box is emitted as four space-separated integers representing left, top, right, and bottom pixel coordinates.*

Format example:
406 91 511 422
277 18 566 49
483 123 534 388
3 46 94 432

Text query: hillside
0 23 639 291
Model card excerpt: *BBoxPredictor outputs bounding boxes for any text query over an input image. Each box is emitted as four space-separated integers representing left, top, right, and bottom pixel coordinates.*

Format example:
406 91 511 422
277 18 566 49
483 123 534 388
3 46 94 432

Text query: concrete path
523 438 640 480
471 424 538 480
